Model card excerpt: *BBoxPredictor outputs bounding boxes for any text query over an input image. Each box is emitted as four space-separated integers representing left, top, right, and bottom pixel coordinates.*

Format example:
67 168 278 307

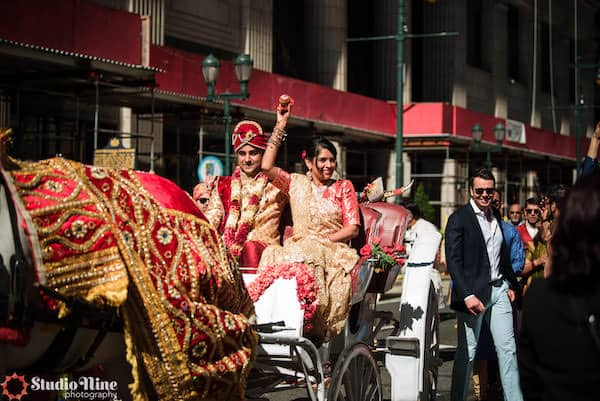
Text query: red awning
150 45 583 161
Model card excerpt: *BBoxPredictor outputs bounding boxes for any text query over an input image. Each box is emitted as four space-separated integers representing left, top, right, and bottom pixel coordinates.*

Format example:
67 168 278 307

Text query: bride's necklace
311 179 333 196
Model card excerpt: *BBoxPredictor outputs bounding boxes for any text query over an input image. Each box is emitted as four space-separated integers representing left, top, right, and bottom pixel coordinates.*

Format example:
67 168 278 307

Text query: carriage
0 143 443 401
243 201 443 401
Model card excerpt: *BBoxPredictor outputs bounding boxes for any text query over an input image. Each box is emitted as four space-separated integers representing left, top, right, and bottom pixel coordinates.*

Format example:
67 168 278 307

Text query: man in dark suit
445 168 522 401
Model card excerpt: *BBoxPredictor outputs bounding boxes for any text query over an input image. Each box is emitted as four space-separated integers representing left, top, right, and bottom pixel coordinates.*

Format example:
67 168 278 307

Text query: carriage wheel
421 283 441 401
327 343 382 401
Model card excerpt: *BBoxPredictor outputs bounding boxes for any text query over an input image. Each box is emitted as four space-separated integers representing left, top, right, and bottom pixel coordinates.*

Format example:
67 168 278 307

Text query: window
347 2 375 98
410 154 443 227
346 150 368 187
540 22 551 93
273 2 305 79
507 6 520 82
466 0 484 69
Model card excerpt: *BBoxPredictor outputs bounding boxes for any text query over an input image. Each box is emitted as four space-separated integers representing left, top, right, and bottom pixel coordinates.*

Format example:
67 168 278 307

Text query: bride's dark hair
303 137 337 161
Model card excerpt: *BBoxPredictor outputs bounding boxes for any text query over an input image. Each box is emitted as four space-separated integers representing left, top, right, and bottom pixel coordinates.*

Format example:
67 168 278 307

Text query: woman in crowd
247 101 360 341
519 170 600 401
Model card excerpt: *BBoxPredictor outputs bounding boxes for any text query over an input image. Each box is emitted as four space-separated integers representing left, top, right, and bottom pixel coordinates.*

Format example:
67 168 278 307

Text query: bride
246 102 360 341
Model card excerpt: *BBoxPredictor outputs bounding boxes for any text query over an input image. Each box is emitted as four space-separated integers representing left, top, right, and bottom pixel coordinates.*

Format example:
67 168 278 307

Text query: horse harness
0 169 123 372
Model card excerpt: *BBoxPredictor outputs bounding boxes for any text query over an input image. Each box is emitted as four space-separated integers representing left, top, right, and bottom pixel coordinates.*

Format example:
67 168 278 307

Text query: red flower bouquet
246 262 318 332
359 237 406 273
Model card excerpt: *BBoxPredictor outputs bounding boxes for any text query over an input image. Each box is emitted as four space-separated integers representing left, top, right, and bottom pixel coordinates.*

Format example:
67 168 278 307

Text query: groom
205 116 289 268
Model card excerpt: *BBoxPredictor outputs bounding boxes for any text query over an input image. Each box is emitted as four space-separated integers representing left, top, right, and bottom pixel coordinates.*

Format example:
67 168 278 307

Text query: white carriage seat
243 271 304 356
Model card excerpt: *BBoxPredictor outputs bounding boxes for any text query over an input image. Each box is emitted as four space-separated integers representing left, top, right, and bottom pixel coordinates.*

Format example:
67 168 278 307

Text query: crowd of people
189 97 600 401
446 156 600 400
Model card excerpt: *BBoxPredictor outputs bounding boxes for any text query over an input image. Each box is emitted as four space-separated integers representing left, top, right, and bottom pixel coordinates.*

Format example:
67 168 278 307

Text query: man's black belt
489 278 504 287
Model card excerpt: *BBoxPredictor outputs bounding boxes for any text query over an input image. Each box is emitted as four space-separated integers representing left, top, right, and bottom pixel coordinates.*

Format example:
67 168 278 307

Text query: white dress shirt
525 221 538 239
464 199 503 301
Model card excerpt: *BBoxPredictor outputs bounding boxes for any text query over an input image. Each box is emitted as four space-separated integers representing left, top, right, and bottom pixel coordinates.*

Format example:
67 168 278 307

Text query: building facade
1 0 598 227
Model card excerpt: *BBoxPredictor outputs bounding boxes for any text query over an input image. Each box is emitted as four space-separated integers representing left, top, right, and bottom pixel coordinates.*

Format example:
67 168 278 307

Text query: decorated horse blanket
5 153 257 401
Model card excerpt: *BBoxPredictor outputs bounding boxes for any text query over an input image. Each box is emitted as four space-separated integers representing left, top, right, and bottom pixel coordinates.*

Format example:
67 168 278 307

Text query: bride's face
305 148 336 183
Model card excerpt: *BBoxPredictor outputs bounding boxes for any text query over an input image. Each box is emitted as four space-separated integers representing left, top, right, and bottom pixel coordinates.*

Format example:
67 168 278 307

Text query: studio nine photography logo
1 373 28 401
1 373 122 401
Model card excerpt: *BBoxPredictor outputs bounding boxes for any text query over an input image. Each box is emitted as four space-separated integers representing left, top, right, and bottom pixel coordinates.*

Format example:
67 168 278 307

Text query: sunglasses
473 188 495 196
525 208 540 215
509 211 521 215
197 198 209 205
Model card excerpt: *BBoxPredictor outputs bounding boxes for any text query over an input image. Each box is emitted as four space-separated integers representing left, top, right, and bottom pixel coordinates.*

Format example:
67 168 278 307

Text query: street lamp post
202 53 253 176
471 123 505 169
347 0 457 192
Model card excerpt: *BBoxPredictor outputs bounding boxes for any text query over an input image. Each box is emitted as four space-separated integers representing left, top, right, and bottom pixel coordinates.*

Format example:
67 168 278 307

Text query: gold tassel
123 310 148 401
0 128 20 171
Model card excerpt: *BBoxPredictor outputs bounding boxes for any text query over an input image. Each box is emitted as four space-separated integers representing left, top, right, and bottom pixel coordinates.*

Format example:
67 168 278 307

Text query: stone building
1 0 598 227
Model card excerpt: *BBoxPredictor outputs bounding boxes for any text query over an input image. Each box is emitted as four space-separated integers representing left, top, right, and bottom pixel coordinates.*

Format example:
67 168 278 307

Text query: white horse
0 164 133 399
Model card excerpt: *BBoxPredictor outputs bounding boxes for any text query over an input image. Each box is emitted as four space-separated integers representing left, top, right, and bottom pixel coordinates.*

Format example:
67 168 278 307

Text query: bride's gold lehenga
256 172 360 340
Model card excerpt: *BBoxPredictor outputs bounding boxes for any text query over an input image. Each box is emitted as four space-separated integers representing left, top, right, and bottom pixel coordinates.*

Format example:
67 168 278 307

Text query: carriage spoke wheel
327 343 381 401
422 283 441 401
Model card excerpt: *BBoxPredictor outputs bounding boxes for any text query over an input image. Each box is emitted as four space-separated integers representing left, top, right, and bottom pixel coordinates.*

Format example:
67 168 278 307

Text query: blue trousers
451 281 523 401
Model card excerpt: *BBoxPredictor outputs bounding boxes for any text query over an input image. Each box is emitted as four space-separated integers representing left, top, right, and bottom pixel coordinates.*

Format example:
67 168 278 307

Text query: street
255 273 481 401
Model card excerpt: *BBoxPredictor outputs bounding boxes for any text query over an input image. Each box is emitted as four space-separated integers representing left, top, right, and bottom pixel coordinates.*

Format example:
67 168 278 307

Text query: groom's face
236 145 263 177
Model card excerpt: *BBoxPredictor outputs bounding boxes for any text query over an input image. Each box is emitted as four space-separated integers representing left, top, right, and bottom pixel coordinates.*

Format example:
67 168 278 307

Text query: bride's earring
331 167 341 180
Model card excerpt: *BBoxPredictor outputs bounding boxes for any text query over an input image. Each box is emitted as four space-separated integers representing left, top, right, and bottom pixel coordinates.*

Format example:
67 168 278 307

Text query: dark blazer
445 202 520 313
519 279 600 401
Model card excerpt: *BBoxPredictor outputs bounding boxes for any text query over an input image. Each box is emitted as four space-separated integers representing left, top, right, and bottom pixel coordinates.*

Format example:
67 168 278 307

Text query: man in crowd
204 117 289 268
404 201 445 308
471 189 525 401
516 198 541 247
445 167 522 401
192 182 210 214
508 203 522 226
494 191 525 275
516 198 548 291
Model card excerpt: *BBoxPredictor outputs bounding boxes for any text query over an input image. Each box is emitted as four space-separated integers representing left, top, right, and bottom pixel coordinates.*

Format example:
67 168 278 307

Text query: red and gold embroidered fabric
10 158 129 311
9 157 257 401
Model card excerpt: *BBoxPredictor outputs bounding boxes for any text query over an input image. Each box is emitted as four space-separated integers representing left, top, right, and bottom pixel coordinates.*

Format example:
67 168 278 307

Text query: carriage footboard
247 332 326 401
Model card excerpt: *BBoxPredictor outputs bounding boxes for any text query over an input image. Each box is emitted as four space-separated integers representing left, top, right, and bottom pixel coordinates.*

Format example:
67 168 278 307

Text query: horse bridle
0 167 29 324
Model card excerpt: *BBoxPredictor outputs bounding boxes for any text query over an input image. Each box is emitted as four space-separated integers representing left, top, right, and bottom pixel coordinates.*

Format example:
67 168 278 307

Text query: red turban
232 120 267 151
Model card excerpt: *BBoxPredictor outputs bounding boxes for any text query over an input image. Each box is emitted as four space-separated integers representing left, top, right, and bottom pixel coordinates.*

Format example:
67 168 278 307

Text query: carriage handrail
258 333 326 401
253 320 296 333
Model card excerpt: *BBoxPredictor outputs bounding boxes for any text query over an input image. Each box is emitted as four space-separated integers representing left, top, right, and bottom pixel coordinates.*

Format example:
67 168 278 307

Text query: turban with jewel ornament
232 120 267 151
